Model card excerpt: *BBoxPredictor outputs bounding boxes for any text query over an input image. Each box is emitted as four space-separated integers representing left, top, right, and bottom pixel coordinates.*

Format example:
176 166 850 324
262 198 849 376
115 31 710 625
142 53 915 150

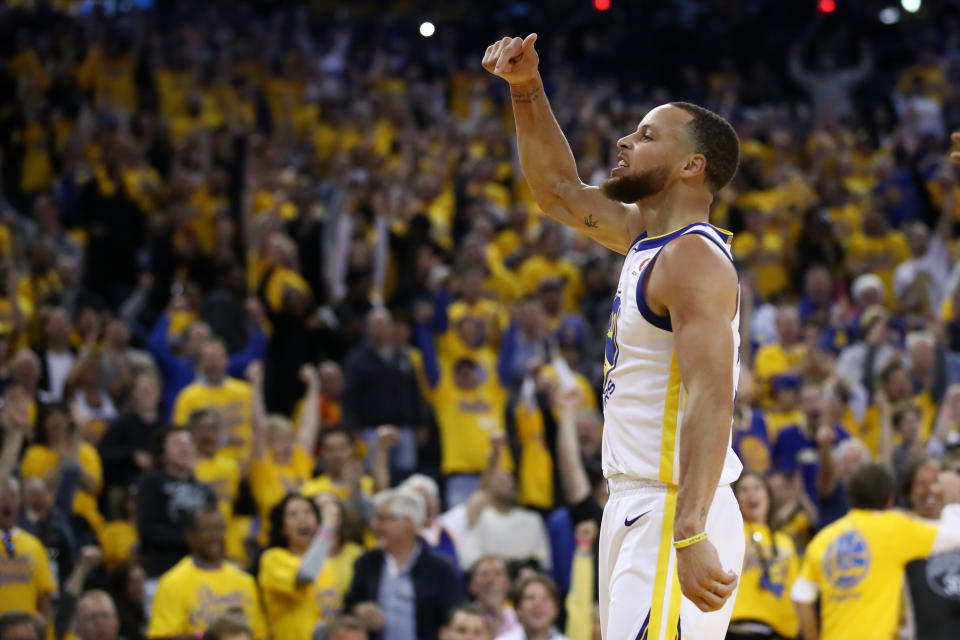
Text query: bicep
533 182 634 254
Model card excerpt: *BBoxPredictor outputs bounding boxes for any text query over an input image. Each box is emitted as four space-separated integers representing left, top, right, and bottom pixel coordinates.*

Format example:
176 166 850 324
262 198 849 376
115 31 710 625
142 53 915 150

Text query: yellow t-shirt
195 454 242 558
98 521 138 570
258 547 340 640
859 391 936 457
753 342 806 383
732 524 799 638
765 408 804 444
147 557 266 639
21 443 104 533
425 363 512 475
0 528 56 615
249 446 315 532
731 229 790 300
797 509 939 640
172 379 253 462
300 474 374 502
324 542 364 604
514 401 554 510
846 232 910 303
517 255 584 313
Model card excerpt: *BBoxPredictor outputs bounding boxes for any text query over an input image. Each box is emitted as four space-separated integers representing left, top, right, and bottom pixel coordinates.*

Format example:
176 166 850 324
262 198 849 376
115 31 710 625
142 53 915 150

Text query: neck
197 449 215 460
166 465 191 480
635 185 713 238
289 539 310 555
524 627 550 640
491 499 512 513
137 407 157 422
386 539 416 565
192 556 222 570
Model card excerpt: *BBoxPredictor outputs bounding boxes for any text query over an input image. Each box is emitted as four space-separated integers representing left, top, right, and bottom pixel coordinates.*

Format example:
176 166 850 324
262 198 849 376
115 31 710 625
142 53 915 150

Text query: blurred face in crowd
906 222 930 257
33 194 60 232
910 462 943 519
540 229 561 260
0 478 21 530
441 610 493 640
104 317 130 348
163 430 197 477
75 592 119 640
190 413 220 457
767 472 792 510
45 308 71 347
469 556 511 607
187 508 227 564
538 284 563 317
800 384 825 429
884 367 912 402
77 355 101 389
269 419 296 463
318 361 343 400
910 337 935 379
321 431 354 478
898 409 922 444
367 308 393 349
126 564 146 605
131 373 160 415
488 470 517 505
517 299 545 335
43 408 71 446
456 317 484 350
282 496 319 553
735 473 770 525
804 267 831 306
200 340 228 384
453 360 480 391
23 478 50 521
371 498 414 550
516 580 559 635
0 621 39 640
601 105 696 204
184 322 212 359
776 306 800 345
329 629 367 640
835 442 867 480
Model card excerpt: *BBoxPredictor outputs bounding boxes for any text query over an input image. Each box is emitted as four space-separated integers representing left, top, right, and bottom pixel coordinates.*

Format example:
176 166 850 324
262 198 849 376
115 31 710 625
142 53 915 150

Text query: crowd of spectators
0 0 960 639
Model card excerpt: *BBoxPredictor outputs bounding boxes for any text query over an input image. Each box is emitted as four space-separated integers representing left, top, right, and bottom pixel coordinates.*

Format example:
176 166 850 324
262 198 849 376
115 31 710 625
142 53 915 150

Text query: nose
617 136 631 150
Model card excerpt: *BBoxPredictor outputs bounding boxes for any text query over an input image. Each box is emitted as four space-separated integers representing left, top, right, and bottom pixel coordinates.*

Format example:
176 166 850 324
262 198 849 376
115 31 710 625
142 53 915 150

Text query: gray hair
401 474 439 501
906 331 936 352
373 487 426 530
833 437 871 467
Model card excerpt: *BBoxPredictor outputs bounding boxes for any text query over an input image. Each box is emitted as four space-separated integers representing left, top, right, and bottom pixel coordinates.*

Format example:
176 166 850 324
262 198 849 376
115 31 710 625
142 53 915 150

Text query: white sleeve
791 577 819 604
932 504 960 554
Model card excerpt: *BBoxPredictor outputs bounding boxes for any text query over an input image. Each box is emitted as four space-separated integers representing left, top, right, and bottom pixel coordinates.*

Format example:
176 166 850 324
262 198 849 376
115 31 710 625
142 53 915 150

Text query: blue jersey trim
636 257 673 332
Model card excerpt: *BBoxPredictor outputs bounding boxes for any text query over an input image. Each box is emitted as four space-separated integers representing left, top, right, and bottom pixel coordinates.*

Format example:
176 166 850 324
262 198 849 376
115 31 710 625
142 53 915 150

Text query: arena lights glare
419 21 436 37
901 0 921 13
593 0 611 11
817 0 836 13
879 6 900 23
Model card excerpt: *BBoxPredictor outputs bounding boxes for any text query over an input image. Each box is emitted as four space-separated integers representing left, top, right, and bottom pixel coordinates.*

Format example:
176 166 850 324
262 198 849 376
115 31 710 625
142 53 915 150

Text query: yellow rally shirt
795 509 938 640
0 528 56 615
258 546 340 640
732 523 799 638
147 557 266 639
172 378 253 462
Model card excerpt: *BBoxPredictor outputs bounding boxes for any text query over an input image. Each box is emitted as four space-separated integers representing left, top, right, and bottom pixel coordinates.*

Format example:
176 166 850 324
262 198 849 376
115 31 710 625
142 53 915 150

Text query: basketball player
483 35 744 639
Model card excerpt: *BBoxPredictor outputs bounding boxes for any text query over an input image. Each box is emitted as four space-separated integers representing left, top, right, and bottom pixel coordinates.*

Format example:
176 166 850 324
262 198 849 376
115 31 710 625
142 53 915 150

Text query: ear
679 153 706 181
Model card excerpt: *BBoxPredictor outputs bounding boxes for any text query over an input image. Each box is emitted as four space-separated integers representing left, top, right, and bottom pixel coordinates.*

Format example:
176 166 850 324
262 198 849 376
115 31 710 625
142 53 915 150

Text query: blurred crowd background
0 0 959 639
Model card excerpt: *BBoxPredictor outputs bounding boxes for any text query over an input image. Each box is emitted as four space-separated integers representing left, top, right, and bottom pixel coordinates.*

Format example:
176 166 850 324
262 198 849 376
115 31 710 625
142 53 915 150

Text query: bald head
75 590 119 640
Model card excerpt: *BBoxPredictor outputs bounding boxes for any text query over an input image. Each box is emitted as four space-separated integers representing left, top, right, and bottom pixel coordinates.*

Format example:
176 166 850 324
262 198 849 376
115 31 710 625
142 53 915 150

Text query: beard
601 165 671 203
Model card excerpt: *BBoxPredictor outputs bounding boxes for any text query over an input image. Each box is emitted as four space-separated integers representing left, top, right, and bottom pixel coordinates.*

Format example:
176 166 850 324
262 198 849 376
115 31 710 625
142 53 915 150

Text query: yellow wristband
673 532 707 549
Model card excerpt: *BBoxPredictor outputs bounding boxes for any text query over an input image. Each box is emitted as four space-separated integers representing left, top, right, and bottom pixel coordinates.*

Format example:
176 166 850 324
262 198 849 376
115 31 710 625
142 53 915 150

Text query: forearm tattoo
584 214 599 229
511 87 541 103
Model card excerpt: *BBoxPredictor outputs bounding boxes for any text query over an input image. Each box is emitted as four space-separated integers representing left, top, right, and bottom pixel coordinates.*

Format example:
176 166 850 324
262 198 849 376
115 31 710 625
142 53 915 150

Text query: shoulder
159 557 193 585
13 528 44 552
657 231 736 282
227 562 259 588
225 378 252 393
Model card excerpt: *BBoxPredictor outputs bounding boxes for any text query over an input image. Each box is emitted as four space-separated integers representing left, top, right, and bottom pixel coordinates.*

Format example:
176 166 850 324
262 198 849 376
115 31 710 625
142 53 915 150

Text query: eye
641 133 653 141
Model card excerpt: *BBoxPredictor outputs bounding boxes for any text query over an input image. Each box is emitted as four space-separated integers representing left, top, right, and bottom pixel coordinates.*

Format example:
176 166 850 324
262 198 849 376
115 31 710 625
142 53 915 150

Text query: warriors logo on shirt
925 550 960 601
824 530 871 591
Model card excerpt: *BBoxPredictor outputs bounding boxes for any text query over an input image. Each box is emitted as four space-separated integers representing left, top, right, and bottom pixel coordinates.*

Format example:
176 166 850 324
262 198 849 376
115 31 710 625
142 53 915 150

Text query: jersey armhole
635 253 672 332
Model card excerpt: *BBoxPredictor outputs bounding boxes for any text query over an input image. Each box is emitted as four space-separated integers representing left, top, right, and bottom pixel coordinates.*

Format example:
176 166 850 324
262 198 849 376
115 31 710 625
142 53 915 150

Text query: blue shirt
773 422 850 508
546 508 574 593
378 543 422 640
733 409 772 473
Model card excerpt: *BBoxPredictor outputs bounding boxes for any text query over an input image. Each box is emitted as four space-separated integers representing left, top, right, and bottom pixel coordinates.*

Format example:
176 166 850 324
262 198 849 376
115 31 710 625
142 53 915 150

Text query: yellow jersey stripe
666 561 683 639
649 486 678 639
658 351 682 484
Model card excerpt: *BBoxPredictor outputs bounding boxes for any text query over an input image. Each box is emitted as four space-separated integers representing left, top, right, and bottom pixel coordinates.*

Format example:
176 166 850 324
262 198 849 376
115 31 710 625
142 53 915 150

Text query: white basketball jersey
601 222 743 486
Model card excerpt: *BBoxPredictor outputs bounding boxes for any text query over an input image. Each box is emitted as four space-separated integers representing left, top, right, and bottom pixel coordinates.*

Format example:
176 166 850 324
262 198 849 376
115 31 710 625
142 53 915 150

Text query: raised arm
295 364 321 455
482 35 634 254
247 361 267 462
553 387 592 505
648 235 739 613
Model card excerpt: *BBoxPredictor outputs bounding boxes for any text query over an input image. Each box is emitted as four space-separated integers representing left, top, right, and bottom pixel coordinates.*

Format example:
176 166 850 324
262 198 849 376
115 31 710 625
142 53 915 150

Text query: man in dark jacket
343 308 425 480
345 488 463 640
135 428 216 609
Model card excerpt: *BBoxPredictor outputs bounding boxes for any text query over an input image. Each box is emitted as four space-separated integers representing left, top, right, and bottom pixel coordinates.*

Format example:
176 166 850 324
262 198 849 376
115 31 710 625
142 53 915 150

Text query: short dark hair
183 503 222 532
847 463 896 510
510 572 561 612
892 402 922 429
326 615 367 640
0 611 40 640
320 426 355 445
444 603 491 628
204 614 253 640
669 101 740 193
188 409 220 429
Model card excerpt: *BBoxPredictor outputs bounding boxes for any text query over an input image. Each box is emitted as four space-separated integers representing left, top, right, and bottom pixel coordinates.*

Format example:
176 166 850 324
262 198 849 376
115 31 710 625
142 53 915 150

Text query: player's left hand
675 538 738 612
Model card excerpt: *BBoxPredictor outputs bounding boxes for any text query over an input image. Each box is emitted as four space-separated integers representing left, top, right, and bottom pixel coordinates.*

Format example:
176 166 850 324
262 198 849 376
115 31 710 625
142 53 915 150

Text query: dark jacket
98 412 164 488
344 542 464 640
342 343 425 430
135 469 216 577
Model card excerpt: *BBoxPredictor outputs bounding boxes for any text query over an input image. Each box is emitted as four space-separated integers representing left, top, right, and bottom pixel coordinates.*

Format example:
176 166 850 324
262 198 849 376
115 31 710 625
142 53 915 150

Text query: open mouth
297 526 314 537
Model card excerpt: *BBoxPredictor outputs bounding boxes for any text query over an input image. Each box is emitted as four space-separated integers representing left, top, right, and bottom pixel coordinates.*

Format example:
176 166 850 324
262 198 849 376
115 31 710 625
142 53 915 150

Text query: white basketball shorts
598 477 744 640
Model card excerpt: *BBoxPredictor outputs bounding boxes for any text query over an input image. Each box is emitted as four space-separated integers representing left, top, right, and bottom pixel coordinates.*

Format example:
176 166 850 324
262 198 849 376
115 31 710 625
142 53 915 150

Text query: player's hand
675 538 738 612
951 131 960 165
482 34 539 85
